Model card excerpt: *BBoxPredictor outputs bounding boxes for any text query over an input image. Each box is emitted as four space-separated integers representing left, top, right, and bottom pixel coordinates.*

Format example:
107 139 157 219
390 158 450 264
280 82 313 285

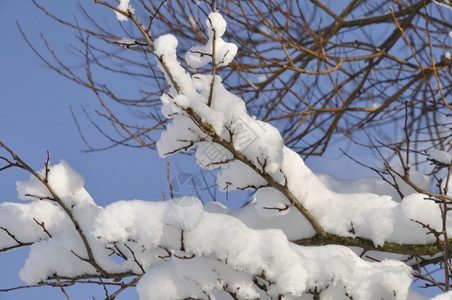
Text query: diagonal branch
0 141 107 277
293 233 448 256
95 4 327 237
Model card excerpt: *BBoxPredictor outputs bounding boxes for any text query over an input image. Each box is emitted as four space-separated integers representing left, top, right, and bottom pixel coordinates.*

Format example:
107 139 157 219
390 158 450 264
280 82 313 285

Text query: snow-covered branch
2 0 452 299
122 6 452 250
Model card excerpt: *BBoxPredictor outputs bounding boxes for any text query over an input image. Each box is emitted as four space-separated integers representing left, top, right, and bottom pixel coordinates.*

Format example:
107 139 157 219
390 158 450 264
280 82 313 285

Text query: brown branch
0 141 108 277
184 107 326 236
386 162 452 202
293 233 448 256
107 275 143 300
207 15 217 107
0 227 33 251
124 243 146 274
94 0 131 19
33 218 52 238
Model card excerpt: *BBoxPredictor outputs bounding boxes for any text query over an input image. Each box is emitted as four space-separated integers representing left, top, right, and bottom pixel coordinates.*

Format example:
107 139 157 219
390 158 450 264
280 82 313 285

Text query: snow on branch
93 199 413 299
144 9 451 250
0 143 415 298
2 2 452 299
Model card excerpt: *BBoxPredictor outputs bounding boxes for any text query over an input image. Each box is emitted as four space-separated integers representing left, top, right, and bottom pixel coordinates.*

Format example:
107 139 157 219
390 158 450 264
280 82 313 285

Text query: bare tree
1 0 452 298
22 0 451 154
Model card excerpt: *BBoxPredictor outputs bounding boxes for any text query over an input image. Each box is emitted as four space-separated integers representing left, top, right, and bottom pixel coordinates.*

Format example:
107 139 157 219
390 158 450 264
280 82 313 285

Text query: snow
152 19 448 247
433 0 452 10
258 75 267 83
318 168 431 201
93 200 413 299
118 37 136 46
0 201 68 249
260 25 270 36
372 101 382 109
428 148 452 165
93 200 167 248
216 160 267 191
185 12 238 68
9 161 132 284
16 160 88 207
168 196 203 230
137 257 260 300
431 291 452 299
2 8 452 300
3 157 421 297
19 231 97 283
130 10 452 298
251 188 291 219
115 0 134 21
154 34 178 59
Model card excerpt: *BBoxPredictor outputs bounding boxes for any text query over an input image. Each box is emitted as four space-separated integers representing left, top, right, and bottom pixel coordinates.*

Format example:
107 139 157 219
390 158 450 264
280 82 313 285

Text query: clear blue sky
0 1 439 299
0 1 168 298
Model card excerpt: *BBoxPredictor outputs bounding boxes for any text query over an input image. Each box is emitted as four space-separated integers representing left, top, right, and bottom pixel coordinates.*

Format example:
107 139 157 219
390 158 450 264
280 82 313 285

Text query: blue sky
0 1 167 298
0 1 442 299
